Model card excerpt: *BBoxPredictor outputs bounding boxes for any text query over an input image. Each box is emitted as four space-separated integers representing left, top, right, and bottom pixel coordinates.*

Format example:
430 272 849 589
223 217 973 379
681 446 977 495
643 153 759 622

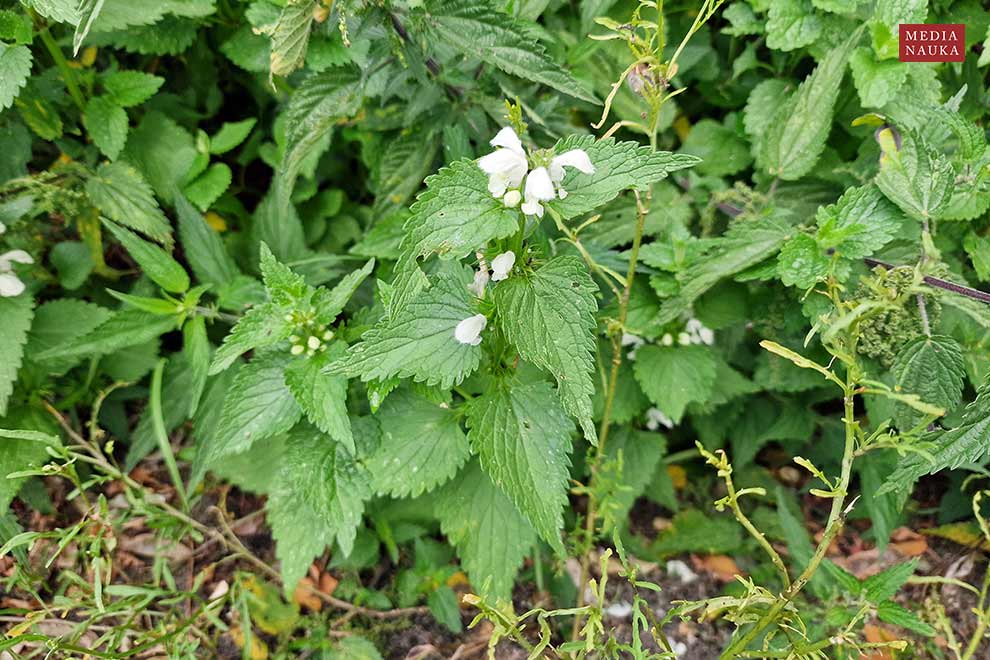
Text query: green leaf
366 388 471 498
326 636 384 659
436 461 536 601
74 0 105 54
83 96 128 160
269 0 316 77
102 71 164 107
494 256 598 441
401 159 520 261
123 111 196 205
202 352 302 465
284 344 353 453
815 184 904 259
183 316 210 418
0 426 57 512
656 215 794 324
49 241 93 290
758 31 857 180
467 381 572 550
679 119 752 177
428 585 463 633
0 44 31 112
209 303 292 374
26 300 111 375
744 79 793 144
34 310 177 361
176 194 240 288
182 163 231 212
849 47 908 108
876 130 954 222
329 272 483 389
103 220 189 293
652 508 742 556
86 162 172 245
313 259 375 321
766 0 822 51
372 128 440 218
276 68 363 214
777 233 830 289
863 558 917 603
0 295 33 417
892 335 965 430
633 345 717 423
210 118 257 154
421 0 596 104
25 0 79 24
877 601 936 637
550 136 700 220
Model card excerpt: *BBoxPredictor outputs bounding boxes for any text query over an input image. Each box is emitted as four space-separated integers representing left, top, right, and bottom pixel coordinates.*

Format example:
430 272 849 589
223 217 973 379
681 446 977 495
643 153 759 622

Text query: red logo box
899 24 966 62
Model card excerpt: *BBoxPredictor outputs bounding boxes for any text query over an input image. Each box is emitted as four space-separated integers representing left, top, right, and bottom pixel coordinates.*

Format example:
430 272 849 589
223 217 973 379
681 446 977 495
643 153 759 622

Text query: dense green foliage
2 0 990 656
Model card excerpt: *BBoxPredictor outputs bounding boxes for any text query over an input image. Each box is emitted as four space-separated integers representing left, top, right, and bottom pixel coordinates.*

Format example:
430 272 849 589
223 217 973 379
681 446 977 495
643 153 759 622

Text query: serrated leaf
550 136 700 220
759 31 857 180
877 601 936 637
0 295 33 416
777 233 830 289
656 216 794 324
210 118 256 154
421 0 596 104
73 0 105 54
269 0 316 77
679 119 752 177
34 309 177 361
849 47 908 108
83 96 128 160
494 256 598 441
372 128 440 219
815 184 904 259
633 346 716 423
26 299 111 375
284 344 353 453
366 389 471 498
86 162 172 245
876 130 954 222
401 159 520 261
209 303 292 374
436 461 536 600
202 353 302 465
0 44 31 113
328 272 483 389
123 111 197 205
766 0 822 51
892 335 965 430
25 0 79 24
467 381 572 550
276 67 363 214
863 558 917 603
1 425 54 512
176 194 240 288
313 259 374 321
103 220 189 293
744 79 792 143
183 162 231 212
103 71 164 107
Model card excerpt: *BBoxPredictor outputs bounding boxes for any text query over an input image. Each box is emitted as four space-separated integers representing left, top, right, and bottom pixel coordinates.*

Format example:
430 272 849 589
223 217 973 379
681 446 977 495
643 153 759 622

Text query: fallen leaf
692 554 742 582
293 577 322 612
319 572 340 596
889 527 927 557
667 465 687 490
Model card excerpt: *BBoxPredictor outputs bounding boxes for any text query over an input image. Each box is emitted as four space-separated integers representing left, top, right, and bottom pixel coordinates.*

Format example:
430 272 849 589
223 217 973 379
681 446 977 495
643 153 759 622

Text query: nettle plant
2 0 990 656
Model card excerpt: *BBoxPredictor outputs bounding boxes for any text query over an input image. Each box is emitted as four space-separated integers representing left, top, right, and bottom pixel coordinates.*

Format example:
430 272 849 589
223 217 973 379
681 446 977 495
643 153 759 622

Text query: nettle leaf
366 389 471 498
892 335 965 430
758 31 857 180
103 220 189 293
849 47 908 108
83 96 128 160
879 380 990 495
372 128 441 219
436 461 535 601
766 0 822 52
744 79 793 145
202 352 302 466
656 215 794 324
402 159 520 261
86 162 172 245
467 381 572 550
328 272 483 389
35 310 177 361
679 119 752 177
284 344 353 453
420 0 596 104
494 255 599 441
633 345 717 423
777 233 830 289
210 118 257 155
25 299 111 375
550 136 700 220
209 303 292 374
269 0 316 78
815 184 904 259
312 258 374 321
863 558 918 603
0 295 34 416
876 130 954 222
176 194 240 288
103 70 165 107
277 67 363 213
183 163 232 212
877 601 936 637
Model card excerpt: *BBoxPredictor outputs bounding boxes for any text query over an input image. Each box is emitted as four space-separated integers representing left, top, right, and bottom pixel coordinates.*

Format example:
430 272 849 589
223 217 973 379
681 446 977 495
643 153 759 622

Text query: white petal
0 222 6 235
491 251 516 281
551 149 595 175
468 268 489 297
620 333 644 348
487 172 510 197
0 273 25 297
661 333 673 346
503 190 521 207
524 167 555 203
490 126 524 155
454 314 487 346
678 332 691 346
699 327 715 345
478 148 527 177
521 200 544 217
0 249 33 270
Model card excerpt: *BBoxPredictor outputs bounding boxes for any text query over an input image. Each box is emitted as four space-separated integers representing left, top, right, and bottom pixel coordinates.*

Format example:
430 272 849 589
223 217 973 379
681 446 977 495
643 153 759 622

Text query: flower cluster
456 250 517 346
477 127 595 218
285 309 333 358
660 318 715 347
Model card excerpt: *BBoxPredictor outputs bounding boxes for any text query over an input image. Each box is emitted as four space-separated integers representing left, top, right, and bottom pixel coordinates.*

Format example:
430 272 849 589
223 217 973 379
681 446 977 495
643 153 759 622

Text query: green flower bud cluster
855 266 940 367
286 308 334 358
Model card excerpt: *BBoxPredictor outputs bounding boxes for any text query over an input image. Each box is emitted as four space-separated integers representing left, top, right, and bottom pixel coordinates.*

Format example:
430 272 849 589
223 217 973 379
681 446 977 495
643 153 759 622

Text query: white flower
0 249 33 297
454 313 487 346
685 318 715 345
677 332 691 346
661 333 674 346
621 333 644 361
0 222 6 235
468 266 490 298
548 149 595 199
521 166 554 217
645 407 674 431
502 190 521 207
491 251 516 282
478 127 528 199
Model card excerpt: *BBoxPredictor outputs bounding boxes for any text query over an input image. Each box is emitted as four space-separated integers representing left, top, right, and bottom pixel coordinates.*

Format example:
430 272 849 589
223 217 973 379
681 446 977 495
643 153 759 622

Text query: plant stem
150 359 189 511
38 28 86 113
961 567 990 660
